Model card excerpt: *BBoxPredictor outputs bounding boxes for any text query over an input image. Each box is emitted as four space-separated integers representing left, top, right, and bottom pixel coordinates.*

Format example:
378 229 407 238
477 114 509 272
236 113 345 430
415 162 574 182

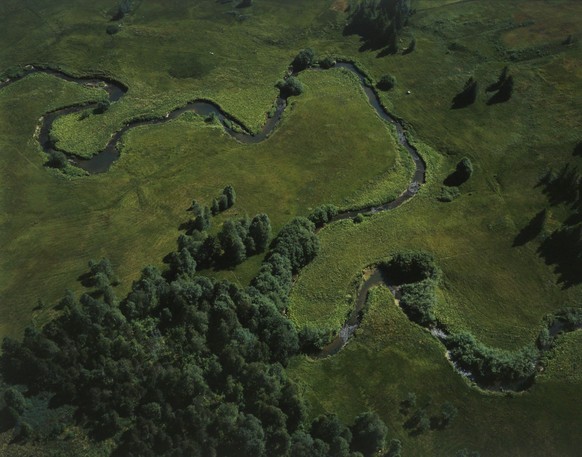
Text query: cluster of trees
446 332 538 386
0 202 401 455
382 251 440 284
308 204 338 228
400 393 458 435
344 0 411 53
381 251 440 326
218 214 272 266
210 184 236 215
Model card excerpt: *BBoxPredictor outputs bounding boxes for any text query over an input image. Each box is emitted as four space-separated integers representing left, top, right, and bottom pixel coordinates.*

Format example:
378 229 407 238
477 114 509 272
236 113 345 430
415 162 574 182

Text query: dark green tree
219 220 247 265
350 411 388 456
223 185 236 208
277 77 304 98
249 213 272 253
386 439 402 457
293 48 315 72
47 150 68 169
377 74 396 91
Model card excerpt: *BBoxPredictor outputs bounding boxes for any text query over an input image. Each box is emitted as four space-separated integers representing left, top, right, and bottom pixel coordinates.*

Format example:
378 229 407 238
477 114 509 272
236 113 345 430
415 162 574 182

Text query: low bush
382 251 440 284
276 76 304 98
377 74 396 91
308 204 338 228
447 332 538 385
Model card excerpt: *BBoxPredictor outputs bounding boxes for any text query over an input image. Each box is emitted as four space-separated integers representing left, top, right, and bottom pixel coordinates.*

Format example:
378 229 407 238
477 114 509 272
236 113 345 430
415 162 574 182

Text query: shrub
292 48 315 72
437 186 460 202
47 151 68 169
383 251 440 283
268 217 319 273
457 157 473 180
377 74 396 91
319 57 336 69
353 213 364 224
447 332 538 385
93 100 110 114
276 76 304 98
350 411 388 456
298 326 330 353
308 204 338 228
106 24 120 35
399 279 437 325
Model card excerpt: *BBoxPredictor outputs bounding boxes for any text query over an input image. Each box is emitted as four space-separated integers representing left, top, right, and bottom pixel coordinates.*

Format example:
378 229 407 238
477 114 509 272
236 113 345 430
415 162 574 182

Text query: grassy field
290 287 582 457
0 4 406 340
1 0 581 455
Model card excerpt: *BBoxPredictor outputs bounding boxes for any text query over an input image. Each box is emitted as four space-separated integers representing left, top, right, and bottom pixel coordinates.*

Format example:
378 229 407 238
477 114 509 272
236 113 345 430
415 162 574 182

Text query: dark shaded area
236 0 252 8
487 76 514 105
486 66 509 92
574 141 582 157
444 157 473 186
541 163 580 206
538 223 582 287
343 0 410 56
513 209 547 246
451 77 477 109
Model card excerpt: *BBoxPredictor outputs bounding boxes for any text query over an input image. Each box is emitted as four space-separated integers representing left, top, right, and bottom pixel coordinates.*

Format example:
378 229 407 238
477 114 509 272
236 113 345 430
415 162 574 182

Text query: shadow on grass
538 224 582 287
487 90 511 105
443 170 468 187
574 141 582 157
513 209 547 246
540 164 580 206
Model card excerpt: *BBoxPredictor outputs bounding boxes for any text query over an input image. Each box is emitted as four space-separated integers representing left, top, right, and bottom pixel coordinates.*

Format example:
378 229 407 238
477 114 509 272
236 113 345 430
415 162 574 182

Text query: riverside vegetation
0 0 581 456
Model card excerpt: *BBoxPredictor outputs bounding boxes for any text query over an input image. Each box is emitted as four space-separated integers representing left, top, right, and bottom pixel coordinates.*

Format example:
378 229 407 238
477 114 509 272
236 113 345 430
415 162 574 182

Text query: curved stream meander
5 61 572 393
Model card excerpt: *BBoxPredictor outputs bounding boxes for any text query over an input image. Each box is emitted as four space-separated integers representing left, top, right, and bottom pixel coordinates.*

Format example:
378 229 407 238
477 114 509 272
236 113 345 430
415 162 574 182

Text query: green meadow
0 0 581 455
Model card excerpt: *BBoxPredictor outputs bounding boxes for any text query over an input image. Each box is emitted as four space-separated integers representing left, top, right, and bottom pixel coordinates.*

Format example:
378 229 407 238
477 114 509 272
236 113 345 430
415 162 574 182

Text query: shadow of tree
538 223 582 287
513 209 547 247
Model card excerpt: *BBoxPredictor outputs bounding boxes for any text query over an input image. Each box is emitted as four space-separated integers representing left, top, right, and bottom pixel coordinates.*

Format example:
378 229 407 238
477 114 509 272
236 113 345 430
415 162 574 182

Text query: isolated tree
386 439 402 457
377 74 396 91
249 213 272 253
277 76 304 98
293 48 315 72
440 401 458 426
350 411 388 456
456 157 473 181
47 150 67 169
223 185 236 208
